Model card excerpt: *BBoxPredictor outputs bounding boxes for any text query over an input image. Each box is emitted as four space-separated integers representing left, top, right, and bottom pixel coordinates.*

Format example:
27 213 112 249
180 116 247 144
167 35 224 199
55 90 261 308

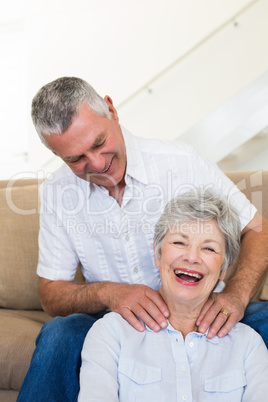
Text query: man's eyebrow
63 154 81 162
63 134 106 162
91 133 106 149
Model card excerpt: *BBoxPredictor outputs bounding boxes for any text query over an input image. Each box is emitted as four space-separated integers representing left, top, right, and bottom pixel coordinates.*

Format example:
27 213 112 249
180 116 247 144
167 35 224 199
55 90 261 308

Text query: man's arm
197 212 268 338
39 278 169 332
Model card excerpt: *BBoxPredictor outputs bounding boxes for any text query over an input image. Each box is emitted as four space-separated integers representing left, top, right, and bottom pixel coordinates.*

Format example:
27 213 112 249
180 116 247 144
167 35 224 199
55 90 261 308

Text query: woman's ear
153 241 160 268
219 270 226 281
104 95 119 122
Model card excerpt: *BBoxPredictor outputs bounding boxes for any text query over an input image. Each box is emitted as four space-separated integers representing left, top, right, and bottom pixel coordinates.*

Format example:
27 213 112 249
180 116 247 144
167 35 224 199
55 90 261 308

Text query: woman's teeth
174 270 202 282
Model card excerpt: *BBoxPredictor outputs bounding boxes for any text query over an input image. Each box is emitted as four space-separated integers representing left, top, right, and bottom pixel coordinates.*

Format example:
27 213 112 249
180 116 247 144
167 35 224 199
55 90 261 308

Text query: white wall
118 0 268 141
239 147 268 170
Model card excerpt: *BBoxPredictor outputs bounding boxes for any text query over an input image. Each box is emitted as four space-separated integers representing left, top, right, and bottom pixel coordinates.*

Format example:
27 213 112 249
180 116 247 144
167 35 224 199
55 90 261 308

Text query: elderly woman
78 190 268 402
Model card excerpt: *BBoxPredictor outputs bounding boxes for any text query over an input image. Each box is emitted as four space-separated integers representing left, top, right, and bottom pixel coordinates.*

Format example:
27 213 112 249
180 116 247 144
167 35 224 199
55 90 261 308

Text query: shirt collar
72 169 92 198
144 320 219 345
60 163 91 197
121 125 148 186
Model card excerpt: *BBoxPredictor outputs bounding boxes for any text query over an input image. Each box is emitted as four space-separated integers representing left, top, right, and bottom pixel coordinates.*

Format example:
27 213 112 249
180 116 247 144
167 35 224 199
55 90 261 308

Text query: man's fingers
120 301 165 332
134 297 168 331
197 298 232 335
217 314 239 338
196 299 214 326
197 289 247 338
197 303 222 334
120 308 146 332
143 288 169 328
109 284 169 332
145 288 170 318
206 311 239 339
126 306 162 332
121 294 168 332
196 297 220 333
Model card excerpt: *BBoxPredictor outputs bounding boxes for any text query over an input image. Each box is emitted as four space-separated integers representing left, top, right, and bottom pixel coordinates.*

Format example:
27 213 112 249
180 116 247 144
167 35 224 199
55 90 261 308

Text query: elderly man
18 77 268 401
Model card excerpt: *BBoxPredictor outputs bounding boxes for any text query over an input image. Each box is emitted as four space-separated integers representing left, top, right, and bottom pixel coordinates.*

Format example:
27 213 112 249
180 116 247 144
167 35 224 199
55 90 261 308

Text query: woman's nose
183 246 202 264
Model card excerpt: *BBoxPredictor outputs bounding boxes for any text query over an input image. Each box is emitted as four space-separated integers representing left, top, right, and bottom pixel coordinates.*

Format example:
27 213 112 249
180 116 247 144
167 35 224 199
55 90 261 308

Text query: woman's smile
174 268 204 286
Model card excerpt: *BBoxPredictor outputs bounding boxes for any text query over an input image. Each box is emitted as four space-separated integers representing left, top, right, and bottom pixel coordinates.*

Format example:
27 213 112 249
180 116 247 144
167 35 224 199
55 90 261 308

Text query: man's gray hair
154 190 241 274
31 77 110 146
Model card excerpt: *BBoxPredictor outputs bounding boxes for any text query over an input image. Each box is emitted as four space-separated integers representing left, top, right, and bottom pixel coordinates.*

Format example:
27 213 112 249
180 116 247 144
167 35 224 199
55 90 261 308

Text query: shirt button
180 366 186 372
182 396 188 401
134 267 139 273
125 235 130 241
189 342 194 348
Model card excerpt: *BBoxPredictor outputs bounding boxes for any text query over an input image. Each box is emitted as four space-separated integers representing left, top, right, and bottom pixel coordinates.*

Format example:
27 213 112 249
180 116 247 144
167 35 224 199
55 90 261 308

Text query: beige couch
0 172 268 401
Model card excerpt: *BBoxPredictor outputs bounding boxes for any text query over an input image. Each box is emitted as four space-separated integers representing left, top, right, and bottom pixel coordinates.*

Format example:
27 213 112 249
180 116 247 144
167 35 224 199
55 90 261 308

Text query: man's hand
101 283 169 332
196 214 268 339
196 291 246 339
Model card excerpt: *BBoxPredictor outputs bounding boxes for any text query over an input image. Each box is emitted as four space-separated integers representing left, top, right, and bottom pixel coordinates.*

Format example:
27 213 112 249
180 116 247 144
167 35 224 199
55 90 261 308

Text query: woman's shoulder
230 322 258 335
85 312 151 353
90 312 142 337
224 322 265 348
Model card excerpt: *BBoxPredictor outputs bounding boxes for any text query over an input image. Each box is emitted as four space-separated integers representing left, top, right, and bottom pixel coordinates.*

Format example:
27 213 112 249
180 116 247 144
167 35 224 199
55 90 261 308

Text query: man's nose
85 152 106 173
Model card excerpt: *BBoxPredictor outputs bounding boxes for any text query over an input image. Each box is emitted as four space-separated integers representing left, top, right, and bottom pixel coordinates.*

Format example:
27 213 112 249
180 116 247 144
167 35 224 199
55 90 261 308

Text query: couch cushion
0 183 41 309
0 309 52 391
260 272 268 300
0 390 18 402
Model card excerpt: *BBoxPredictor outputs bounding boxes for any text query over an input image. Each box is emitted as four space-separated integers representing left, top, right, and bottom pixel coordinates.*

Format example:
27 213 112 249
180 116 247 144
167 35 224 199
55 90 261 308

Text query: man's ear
153 241 160 268
104 95 119 122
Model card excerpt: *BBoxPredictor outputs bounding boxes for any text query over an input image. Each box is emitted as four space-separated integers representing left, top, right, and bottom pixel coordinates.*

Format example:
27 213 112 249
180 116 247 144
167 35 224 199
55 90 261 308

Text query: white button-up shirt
78 312 268 402
37 127 256 284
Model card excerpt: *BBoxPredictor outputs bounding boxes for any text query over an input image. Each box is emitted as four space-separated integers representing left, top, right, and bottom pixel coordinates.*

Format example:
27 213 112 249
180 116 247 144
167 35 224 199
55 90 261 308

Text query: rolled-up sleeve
37 181 79 281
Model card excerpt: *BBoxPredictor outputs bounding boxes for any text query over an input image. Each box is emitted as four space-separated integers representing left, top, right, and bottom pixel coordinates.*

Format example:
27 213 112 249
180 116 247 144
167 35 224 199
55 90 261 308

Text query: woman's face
155 219 226 305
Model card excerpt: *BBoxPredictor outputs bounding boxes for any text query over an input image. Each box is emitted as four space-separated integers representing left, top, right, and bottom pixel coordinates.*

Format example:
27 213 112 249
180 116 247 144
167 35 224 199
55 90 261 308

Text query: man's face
45 97 127 193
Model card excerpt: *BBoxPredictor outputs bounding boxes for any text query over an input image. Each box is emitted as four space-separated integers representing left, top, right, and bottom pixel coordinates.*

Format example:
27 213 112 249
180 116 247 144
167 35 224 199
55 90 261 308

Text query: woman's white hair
31 77 110 147
154 189 241 274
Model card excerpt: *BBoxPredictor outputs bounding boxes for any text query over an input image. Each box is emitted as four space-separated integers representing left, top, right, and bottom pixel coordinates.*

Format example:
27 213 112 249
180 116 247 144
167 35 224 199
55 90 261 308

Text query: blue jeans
17 312 106 402
17 302 268 401
240 301 268 346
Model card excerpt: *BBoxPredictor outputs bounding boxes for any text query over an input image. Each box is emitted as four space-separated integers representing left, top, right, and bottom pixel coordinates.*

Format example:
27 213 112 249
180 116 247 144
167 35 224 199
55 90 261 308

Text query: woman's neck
160 290 207 339
168 310 199 339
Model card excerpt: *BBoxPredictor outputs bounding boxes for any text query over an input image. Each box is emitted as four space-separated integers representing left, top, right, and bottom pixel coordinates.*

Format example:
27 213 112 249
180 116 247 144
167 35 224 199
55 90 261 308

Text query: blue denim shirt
79 312 268 401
